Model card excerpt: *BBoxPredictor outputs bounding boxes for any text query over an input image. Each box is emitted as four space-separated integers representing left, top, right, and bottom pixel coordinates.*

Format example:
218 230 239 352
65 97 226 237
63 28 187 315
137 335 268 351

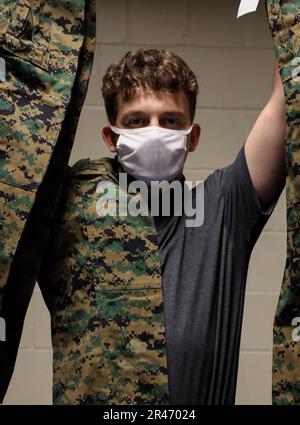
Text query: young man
37 48 286 405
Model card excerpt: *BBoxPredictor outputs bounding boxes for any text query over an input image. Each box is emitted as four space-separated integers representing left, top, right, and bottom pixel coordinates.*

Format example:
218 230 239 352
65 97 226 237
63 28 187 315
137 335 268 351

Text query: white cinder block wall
3 0 286 405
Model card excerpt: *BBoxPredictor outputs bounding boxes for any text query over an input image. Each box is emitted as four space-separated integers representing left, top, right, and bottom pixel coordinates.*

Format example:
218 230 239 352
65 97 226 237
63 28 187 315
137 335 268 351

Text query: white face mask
110 124 194 185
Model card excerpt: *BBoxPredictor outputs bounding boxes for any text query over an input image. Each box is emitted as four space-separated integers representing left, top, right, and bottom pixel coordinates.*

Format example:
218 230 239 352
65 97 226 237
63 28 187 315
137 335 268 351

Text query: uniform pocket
85 187 162 291
88 222 162 292
0 0 52 71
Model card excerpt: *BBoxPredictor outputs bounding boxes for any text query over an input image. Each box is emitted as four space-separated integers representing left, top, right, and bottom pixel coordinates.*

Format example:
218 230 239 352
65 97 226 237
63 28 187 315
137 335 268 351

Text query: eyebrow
121 110 186 120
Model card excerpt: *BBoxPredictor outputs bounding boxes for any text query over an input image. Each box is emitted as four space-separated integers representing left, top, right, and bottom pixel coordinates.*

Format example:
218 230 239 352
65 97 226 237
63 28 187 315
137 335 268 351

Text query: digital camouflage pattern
37 157 170 404
0 0 95 289
0 0 96 402
266 0 300 404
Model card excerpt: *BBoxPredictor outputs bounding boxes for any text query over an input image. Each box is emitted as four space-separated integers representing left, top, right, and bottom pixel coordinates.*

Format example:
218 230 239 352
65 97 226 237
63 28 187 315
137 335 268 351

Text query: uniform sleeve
219 143 281 254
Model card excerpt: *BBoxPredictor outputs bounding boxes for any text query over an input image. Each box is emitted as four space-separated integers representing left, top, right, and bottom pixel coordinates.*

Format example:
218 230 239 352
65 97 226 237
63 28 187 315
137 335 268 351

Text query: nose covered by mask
110 124 194 185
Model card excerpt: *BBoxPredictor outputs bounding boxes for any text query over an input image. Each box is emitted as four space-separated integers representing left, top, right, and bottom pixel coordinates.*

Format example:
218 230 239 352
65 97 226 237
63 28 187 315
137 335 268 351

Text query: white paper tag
0 57 6 82
237 0 260 18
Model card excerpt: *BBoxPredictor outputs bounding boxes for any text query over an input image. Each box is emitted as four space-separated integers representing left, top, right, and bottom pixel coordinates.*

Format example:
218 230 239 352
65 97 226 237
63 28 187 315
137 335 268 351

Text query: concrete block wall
3 0 286 405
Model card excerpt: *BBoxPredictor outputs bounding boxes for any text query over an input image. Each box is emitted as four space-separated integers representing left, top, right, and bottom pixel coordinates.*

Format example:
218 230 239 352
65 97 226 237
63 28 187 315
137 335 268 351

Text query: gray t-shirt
153 143 279 405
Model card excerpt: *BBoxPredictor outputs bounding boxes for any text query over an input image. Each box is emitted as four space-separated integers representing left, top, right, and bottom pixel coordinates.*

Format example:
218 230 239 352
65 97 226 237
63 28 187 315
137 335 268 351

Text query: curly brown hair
101 48 199 125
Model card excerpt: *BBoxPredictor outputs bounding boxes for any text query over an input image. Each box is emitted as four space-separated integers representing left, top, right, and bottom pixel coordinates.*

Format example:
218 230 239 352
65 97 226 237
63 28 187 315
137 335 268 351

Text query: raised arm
244 60 286 210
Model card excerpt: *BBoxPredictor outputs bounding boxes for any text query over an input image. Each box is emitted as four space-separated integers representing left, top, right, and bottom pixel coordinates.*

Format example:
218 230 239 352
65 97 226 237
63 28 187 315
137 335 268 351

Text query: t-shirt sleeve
218 143 281 254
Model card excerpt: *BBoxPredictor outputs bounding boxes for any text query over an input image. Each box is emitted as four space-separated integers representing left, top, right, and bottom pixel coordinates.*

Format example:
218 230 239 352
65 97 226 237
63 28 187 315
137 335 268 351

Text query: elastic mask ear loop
110 125 122 135
186 124 194 135
185 124 194 151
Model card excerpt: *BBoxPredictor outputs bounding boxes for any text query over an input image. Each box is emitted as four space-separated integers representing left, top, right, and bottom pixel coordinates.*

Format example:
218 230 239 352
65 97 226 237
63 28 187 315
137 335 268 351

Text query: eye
127 118 145 127
166 118 176 124
162 117 183 128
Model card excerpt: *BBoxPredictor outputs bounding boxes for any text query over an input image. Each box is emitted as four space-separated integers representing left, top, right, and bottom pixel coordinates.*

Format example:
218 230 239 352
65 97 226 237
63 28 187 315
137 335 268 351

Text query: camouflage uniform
266 0 300 404
0 1 96 402
37 157 170 404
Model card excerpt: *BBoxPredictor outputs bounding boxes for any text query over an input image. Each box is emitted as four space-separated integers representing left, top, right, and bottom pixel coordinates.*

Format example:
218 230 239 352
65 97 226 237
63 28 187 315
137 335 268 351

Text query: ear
187 123 201 152
102 123 119 153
